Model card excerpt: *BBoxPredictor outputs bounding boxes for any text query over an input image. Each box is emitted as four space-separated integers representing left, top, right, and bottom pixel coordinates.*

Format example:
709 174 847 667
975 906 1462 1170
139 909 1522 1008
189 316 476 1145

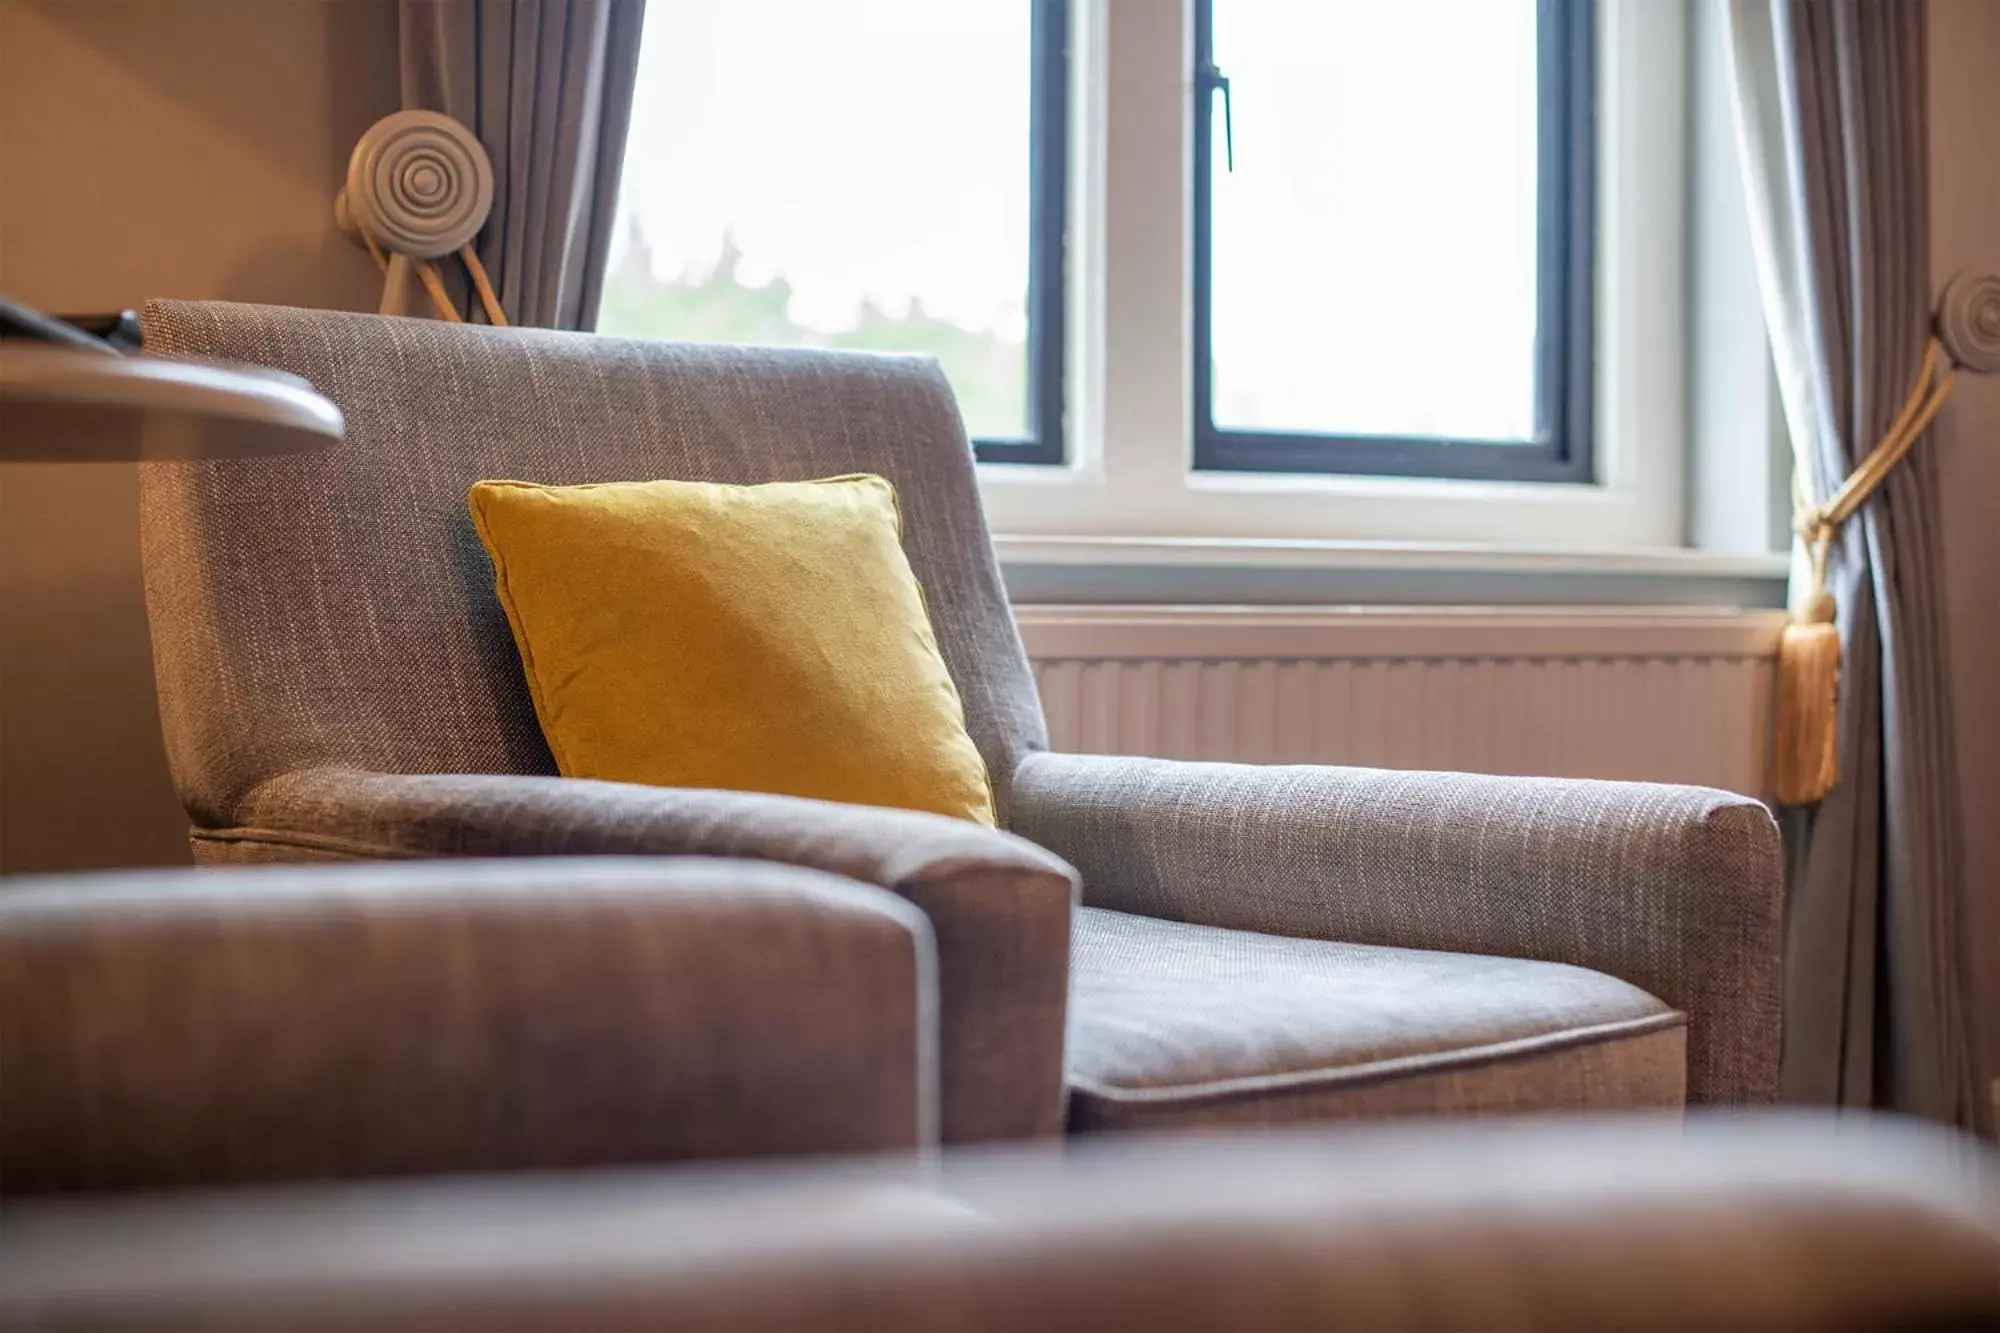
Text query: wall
0 0 399 871
1927 0 2000 1124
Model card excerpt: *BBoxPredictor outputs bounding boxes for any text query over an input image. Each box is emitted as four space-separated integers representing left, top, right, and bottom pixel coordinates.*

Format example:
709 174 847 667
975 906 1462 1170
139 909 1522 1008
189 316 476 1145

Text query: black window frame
1191 0 1595 483
976 0 1070 465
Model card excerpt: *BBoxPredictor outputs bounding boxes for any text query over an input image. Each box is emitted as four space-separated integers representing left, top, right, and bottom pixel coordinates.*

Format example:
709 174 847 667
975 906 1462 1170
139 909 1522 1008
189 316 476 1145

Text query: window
605 4 1699 556
1193 0 1595 481
599 0 1068 465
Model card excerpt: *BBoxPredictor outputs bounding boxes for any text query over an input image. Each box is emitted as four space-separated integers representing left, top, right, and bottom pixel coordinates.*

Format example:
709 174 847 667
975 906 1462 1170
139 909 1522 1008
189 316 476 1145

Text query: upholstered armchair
139 300 1782 1142
8 873 1986 1333
12 1116 1999 1331
2 859 935 1189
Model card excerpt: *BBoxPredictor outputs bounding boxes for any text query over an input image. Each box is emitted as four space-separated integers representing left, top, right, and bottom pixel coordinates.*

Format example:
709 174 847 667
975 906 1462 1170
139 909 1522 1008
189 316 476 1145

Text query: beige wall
1928 0 2000 1119
0 0 399 871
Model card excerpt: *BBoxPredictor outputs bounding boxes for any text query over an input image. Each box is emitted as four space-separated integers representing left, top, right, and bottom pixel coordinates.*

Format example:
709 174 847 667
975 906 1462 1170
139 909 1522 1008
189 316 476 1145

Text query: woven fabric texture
209 768 1077 1145
1015 753 1783 1106
8 1118 1999 1331
138 301 1067 1145
1067 907 1685 1130
1 859 933 1193
138 300 1046 828
137 300 1785 1136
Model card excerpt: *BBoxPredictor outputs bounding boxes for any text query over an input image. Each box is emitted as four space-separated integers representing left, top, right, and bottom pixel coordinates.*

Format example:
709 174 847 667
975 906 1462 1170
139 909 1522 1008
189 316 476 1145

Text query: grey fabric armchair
10 1118 2000 1332
139 300 1782 1141
1 859 935 1190
1017 755 1782 1120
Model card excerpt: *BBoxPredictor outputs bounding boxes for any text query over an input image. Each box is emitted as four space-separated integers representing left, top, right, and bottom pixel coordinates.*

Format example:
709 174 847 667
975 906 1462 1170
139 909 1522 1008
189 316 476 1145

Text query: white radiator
1016 607 1787 798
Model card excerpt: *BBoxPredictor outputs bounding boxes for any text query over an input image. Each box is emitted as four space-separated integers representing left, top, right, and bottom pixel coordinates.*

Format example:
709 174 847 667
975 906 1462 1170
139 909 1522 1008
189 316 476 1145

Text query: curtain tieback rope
356 224 509 328
1776 266 2000 804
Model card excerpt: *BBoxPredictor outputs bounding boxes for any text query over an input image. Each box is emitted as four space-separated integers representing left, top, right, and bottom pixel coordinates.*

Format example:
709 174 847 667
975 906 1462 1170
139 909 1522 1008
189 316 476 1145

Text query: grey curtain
399 0 645 330
1726 1 1980 1127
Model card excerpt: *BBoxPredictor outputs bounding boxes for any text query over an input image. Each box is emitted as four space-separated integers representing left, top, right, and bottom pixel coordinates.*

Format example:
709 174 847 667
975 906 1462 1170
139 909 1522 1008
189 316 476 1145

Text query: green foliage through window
597 226 1029 441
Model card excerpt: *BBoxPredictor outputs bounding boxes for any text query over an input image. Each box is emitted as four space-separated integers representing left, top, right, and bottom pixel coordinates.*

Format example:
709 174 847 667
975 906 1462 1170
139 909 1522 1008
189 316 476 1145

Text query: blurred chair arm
208 767 1079 1143
1009 751 1783 1105
0 857 933 1192
5 1116 1996 1332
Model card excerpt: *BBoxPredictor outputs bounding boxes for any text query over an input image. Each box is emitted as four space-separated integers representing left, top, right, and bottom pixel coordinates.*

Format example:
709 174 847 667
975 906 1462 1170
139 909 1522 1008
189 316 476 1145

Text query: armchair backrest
139 301 1047 830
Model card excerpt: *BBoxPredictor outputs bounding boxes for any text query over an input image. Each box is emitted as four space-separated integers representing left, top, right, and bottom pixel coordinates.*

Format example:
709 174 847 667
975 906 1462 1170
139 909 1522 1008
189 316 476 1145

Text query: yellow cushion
468 474 995 825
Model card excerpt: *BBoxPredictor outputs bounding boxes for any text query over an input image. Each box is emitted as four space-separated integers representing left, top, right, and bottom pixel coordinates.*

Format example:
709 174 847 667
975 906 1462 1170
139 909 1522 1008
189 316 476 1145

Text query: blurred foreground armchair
1 859 935 1191
6 1116 1997 1332
213 769 1076 1144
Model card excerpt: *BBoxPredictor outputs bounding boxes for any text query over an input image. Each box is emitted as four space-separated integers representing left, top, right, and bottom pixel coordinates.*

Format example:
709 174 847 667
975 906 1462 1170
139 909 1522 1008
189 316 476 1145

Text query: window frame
973 0 1072 466
1188 0 1597 483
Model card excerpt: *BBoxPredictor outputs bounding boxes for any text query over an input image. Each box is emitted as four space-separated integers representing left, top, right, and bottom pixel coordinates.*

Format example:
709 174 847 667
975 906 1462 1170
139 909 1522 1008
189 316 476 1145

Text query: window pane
1207 0 1543 443
600 0 1035 442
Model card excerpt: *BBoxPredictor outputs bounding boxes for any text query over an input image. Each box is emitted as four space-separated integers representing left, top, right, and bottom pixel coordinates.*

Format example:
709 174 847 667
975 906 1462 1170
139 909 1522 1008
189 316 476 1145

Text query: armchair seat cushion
1067 908 1687 1132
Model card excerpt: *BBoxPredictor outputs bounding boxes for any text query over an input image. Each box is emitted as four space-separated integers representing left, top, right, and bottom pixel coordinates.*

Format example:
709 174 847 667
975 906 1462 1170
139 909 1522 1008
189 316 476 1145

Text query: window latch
1199 59 1234 172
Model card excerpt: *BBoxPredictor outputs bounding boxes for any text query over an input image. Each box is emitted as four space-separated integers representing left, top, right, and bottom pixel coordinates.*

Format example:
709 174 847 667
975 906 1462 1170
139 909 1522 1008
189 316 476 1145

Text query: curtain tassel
1775 335 1958 805
1773 550 1841 805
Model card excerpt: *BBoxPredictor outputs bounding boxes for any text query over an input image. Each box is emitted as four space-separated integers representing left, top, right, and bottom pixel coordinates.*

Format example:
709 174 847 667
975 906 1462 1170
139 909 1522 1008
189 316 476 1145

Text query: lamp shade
0 345 343 463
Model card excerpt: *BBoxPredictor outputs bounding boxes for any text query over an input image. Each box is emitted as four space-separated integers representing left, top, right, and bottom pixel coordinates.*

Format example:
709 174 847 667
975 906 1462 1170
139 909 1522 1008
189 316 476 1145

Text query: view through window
602 1 1586 482
1195 0 1591 480
600 0 1050 453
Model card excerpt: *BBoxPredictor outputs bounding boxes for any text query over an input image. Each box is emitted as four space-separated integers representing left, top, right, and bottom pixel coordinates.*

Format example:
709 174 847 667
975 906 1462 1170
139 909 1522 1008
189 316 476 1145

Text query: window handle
1199 60 1233 172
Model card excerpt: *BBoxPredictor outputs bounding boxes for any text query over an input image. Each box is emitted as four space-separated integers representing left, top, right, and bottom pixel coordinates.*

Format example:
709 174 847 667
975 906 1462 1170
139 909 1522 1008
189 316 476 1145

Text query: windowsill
996 534 1791 608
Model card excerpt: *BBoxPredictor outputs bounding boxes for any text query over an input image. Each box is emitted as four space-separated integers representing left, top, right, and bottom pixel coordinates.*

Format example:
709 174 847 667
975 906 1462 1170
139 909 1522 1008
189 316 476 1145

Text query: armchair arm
1 858 932 1194
1009 752 1782 1105
7 1118 1997 1331
208 767 1079 1143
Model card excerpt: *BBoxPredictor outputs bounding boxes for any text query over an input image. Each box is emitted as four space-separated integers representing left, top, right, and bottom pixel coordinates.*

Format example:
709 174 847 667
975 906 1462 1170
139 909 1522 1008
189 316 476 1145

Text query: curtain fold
1725 0 1979 1127
399 0 644 330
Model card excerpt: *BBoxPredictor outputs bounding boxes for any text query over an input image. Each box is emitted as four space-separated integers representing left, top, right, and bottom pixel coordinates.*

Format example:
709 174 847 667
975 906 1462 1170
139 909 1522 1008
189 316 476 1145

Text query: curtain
399 0 645 330
1725 1 1979 1126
